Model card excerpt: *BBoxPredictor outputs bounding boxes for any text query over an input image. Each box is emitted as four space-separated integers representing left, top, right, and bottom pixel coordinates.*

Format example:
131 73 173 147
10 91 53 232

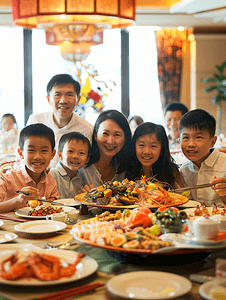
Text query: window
0 26 24 130
129 26 164 126
31 27 164 126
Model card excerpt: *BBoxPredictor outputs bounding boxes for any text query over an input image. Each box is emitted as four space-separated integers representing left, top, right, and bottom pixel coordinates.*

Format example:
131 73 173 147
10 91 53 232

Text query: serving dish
107 271 192 299
182 206 225 218
0 249 98 286
15 205 76 219
74 192 188 210
54 198 80 207
71 215 226 264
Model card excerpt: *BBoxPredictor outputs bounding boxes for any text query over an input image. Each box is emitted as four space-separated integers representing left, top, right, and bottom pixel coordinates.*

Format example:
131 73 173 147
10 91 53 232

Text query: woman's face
95 119 126 159
1 117 14 131
135 133 161 169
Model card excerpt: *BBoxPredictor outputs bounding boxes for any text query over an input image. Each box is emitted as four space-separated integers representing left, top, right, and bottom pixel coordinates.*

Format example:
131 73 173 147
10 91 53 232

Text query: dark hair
1 113 18 129
126 122 178 186
46 74 81 96
86 109 132 173
179 109 216 137
128 115 144 126
164 102 188 116
19 123 55 151
58 132 91 155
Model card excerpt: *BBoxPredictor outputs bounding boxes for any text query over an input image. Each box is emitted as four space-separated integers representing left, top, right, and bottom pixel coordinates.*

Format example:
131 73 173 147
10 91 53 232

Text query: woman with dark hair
82 109 133 189
126 122 183 188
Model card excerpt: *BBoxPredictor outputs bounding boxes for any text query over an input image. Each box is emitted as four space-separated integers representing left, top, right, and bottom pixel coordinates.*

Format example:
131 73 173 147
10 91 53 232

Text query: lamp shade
60 41 91 61
46 29 103 62
12 0 136 29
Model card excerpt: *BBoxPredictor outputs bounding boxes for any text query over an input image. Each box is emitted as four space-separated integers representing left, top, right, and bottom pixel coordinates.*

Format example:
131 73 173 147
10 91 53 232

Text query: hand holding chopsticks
15 190 66 206
37 282 104 300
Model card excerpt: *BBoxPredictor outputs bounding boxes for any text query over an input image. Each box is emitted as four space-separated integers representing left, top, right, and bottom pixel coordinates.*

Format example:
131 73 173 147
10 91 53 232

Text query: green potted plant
202 61 226 136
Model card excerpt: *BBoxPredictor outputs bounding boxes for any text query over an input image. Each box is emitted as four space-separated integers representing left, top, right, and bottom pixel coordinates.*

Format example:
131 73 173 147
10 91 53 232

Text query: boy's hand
79 183 95 193
209 176 226 197
16 187 40 209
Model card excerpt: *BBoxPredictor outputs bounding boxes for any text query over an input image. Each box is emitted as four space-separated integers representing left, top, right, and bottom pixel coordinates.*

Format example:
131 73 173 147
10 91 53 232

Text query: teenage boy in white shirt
179 109 226 207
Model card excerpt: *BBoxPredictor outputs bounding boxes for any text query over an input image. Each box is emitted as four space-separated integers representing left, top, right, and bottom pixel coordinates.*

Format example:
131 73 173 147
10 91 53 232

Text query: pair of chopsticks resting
0 214 28 222
15 190 66 206
36 282 104 300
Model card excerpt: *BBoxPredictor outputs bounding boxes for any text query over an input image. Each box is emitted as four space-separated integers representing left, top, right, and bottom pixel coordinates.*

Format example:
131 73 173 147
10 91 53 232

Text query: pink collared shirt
0 164 59 202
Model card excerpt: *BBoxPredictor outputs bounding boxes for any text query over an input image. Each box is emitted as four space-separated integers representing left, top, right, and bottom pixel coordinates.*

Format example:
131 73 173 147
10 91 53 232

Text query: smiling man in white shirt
27 74 93 167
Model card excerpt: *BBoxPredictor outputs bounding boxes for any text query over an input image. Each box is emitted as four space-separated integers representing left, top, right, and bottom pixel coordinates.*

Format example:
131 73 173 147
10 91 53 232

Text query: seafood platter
0 249 98 286
74 177 188 210
183 203 226 218
71 205 226 264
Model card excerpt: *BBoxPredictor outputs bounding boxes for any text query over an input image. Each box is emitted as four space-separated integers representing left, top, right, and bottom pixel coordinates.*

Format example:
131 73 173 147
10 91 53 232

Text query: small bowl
210 214 226 231
193 216 219 240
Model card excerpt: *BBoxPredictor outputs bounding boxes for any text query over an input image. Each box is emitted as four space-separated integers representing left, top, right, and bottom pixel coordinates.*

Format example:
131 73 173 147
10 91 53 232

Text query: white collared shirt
180 149 226 207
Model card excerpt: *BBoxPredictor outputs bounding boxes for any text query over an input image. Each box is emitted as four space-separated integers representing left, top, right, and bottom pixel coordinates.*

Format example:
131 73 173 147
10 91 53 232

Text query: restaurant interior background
1 0 226 137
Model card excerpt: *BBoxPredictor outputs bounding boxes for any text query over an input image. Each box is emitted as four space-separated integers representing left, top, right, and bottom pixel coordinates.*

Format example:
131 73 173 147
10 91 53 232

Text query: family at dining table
0 73 226 213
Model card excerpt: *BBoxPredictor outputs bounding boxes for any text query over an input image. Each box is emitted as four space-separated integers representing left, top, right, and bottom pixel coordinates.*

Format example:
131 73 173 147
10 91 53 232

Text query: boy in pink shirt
0 123 59 212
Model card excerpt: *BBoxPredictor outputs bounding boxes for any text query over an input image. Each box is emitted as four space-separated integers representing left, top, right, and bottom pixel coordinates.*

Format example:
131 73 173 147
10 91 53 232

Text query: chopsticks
15 190 66 206
0 214 28 222
170 183 213 193
36 282 104 300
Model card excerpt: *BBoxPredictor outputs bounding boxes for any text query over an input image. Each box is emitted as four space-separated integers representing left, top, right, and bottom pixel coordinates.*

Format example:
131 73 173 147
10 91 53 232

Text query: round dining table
0 209 225 300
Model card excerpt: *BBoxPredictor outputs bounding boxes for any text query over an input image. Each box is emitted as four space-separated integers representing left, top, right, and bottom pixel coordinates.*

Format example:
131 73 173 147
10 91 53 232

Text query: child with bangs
0 123 59 213
126 122 183 189
179 109 226 207
50 132 90 199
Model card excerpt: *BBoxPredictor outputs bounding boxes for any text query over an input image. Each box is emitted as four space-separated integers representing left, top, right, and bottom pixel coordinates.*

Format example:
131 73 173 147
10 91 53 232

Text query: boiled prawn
0 251 86 281
0 252 29 280
27 252 61 281
60 252 85 277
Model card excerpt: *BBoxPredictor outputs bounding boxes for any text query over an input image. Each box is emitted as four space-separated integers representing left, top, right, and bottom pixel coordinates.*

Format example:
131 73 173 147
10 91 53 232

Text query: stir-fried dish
74 177 188 208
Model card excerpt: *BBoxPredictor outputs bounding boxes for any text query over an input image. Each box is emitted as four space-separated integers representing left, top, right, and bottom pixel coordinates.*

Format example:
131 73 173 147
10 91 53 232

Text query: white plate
54 198 80 207
182 234 226 246
178 200 200 208
199 280 226 300
15 205 76 219
0 220 3 227
0 243 41 255
0 249 98 286
182 207 224 218
106 271 192 300
0 231 17 243
14 220 67 234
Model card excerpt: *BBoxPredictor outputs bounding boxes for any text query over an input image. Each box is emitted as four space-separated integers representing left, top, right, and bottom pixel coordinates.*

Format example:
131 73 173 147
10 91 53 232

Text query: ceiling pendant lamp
45 29 103 62
12 0 136 33
60 41 91 61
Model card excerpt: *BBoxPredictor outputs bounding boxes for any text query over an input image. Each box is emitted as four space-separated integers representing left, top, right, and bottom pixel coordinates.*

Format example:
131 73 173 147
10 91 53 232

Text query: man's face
165 110 183 141
47 83 80 121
